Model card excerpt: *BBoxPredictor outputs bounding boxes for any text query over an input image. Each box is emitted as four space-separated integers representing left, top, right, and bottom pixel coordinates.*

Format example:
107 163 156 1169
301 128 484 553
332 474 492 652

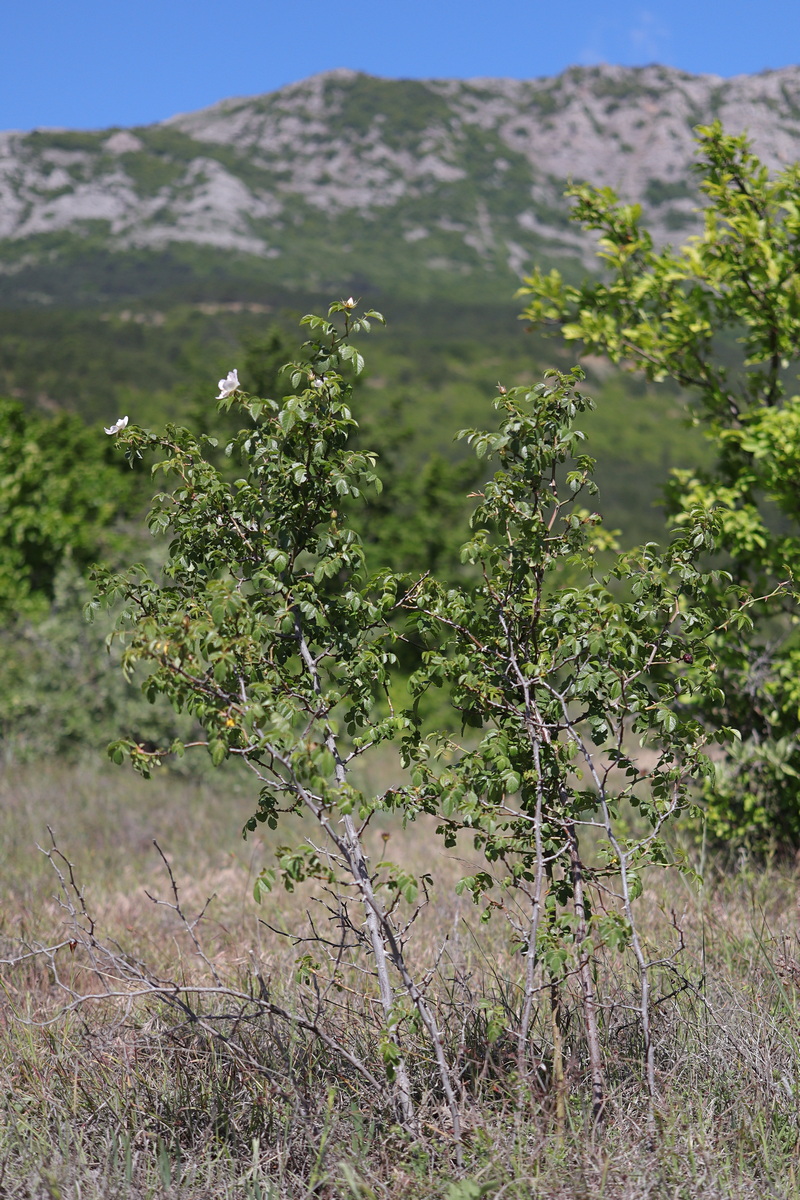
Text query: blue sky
3 0 799 132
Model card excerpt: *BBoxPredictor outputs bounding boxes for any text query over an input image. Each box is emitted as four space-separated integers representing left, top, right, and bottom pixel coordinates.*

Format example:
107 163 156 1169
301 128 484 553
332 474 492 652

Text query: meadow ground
3 758 800 1199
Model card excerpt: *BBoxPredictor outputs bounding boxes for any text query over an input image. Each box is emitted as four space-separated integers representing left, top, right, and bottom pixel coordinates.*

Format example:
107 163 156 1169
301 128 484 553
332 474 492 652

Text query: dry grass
3 760 800 1198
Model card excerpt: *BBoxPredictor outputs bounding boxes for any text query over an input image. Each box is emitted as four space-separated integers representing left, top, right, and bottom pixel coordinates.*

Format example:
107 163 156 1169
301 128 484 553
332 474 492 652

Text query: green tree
95 301 463 1147
519 121 800 850
0 399 142 619
399 370 742 1117
0 400 186 762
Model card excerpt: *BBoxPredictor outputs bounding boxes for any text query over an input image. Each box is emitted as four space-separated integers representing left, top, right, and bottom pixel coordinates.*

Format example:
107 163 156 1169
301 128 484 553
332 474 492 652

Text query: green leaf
209 739 227 767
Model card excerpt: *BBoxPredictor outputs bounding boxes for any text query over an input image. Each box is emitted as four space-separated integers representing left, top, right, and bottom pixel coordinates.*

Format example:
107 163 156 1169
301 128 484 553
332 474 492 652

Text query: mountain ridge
3 63 800 304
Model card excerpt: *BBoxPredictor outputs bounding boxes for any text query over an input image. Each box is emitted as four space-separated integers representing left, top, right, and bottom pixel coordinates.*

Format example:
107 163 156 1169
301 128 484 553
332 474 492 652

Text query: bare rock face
103 131 145 155
2 64 800 290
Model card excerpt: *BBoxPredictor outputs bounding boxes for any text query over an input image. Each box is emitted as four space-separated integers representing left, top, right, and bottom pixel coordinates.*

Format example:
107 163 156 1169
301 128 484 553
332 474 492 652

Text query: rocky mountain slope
3 63 800 304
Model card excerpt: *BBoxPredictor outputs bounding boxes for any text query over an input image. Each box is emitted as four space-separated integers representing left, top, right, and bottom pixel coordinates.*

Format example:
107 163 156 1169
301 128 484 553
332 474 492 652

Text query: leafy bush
399 368 744 1116
95 300 751 1133
0 561 198 763
0 397 143 619
520 121 800 851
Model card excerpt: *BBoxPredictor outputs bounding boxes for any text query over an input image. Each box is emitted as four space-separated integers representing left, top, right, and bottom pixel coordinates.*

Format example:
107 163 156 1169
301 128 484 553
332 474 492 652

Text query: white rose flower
104 416 129 436
217 369 240 399
343 296 356 309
